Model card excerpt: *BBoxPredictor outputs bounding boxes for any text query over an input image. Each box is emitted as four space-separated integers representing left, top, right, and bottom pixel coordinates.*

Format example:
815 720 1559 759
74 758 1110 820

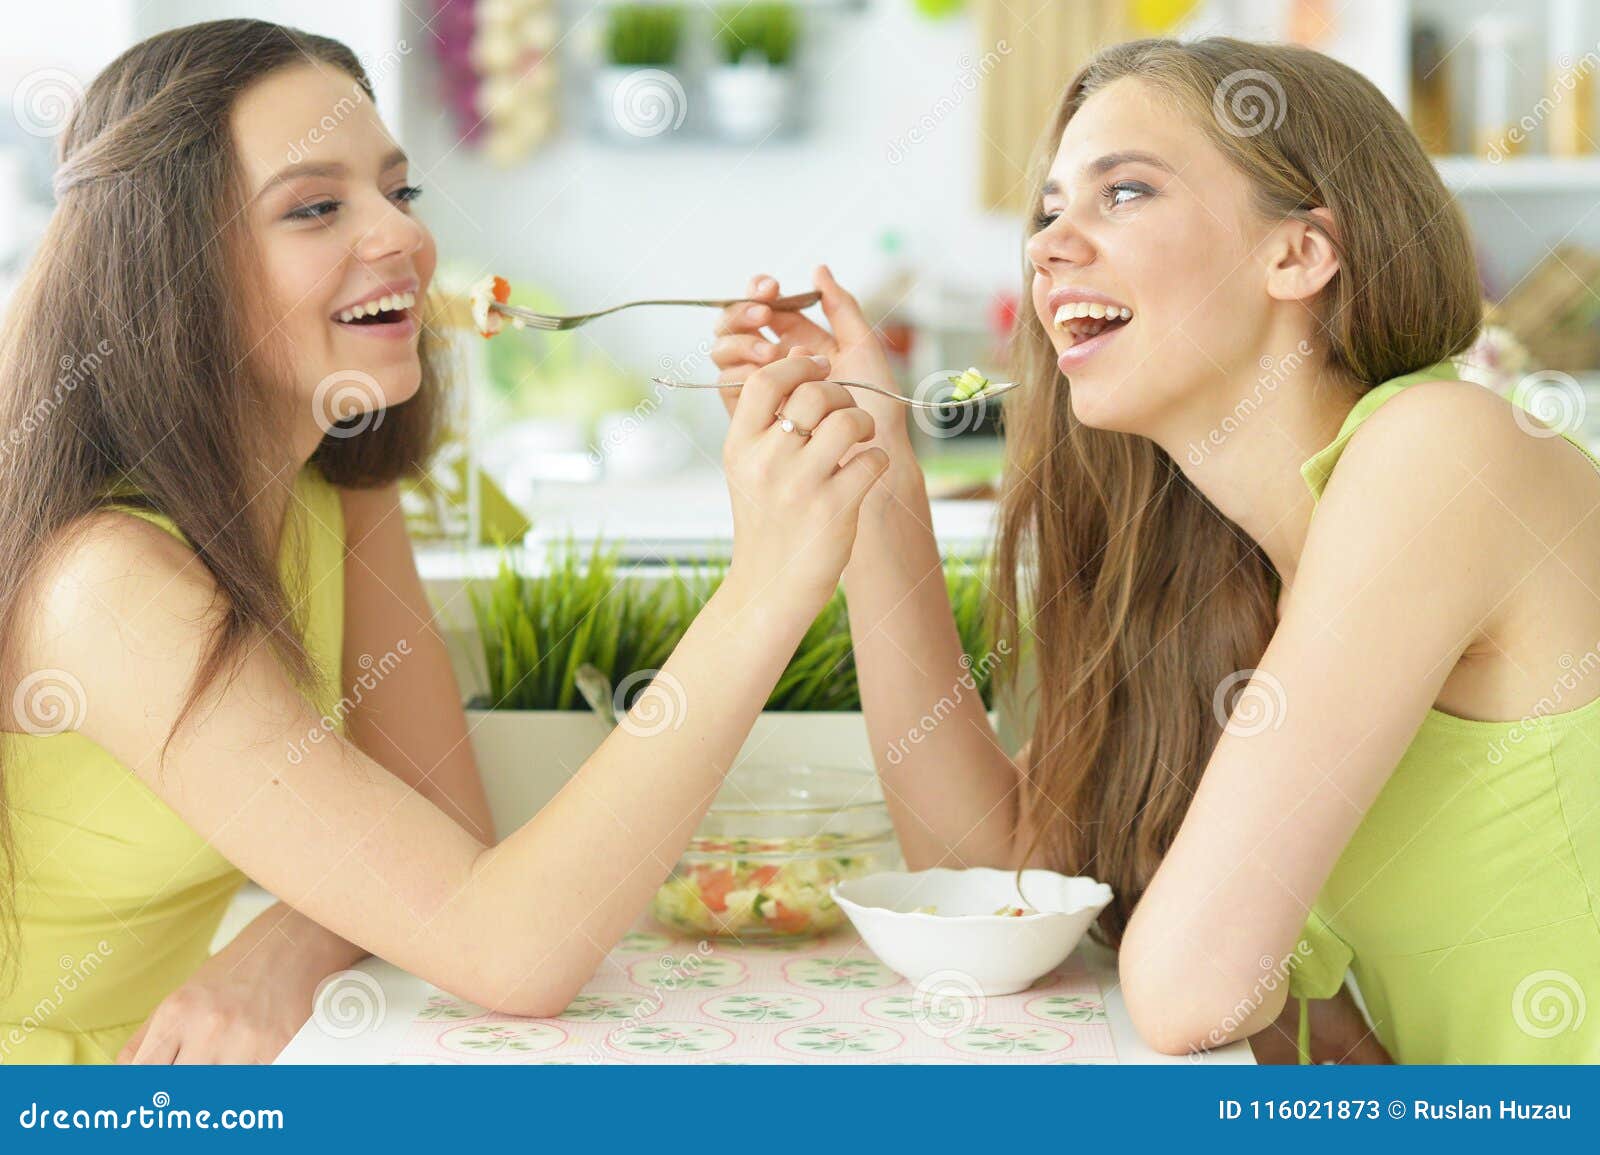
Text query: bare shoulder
15 509 222 691
1301 377 1600 654
1347 378 1593 495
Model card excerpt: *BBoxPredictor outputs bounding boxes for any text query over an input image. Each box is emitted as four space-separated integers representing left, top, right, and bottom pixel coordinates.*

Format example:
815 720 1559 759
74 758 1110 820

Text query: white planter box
593 65 687 141
706 61 792 141
468 709 876 832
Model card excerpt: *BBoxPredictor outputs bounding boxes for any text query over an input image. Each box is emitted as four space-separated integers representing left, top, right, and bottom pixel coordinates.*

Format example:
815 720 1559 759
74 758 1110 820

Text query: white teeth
338 291 416 323
1052 300 1133 330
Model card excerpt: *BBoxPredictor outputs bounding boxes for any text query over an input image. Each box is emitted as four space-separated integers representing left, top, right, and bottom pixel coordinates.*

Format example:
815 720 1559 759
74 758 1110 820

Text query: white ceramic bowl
831 867 1113 996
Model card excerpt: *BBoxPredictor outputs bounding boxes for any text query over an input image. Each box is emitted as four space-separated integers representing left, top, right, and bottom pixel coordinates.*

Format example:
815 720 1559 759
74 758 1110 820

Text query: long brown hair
992 37 1481 941
0 20 443 952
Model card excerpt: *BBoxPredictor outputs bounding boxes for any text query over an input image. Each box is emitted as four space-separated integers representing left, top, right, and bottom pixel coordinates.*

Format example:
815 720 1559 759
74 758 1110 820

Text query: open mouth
1053 300 1133 348
334 290 416 328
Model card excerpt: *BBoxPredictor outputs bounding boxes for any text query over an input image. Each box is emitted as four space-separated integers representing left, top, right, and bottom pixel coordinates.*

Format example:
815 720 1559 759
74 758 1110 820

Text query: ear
1265 206 1340 303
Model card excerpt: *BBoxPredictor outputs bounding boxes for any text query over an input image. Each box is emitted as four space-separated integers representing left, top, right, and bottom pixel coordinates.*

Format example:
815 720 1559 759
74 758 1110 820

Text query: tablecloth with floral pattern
387 924 1118 1065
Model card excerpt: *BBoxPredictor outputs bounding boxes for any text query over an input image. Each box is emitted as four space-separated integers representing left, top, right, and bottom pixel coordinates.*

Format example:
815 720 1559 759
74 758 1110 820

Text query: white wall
397 0 1026 384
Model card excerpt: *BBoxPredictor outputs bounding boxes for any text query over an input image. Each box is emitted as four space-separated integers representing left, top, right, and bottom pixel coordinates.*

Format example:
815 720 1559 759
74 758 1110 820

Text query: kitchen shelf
1434 155 1600 193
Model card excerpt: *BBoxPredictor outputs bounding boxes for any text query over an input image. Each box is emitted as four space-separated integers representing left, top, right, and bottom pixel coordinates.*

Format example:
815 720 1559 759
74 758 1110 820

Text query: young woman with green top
0 20 886 1063
711 38 1600 1063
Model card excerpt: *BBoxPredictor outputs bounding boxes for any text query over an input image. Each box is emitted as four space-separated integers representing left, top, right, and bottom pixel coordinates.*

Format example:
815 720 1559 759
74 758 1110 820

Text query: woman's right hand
711 266 912 463
721 346 889 612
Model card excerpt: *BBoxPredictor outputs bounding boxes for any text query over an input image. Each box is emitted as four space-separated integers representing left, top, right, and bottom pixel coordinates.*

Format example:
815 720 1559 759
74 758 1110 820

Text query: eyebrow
253 147 410 200
1042 150 1175 195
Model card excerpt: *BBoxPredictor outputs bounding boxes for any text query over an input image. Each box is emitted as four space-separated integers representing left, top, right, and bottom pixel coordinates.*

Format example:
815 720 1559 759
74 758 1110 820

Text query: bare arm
710 268 1023 869
1117 386 1533 1053
26 351 886 1019
844 468 1023 869
338 483 495 843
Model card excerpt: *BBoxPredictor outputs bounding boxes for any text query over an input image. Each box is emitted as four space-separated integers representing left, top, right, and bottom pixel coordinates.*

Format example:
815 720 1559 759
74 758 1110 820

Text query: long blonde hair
992 37 1481 942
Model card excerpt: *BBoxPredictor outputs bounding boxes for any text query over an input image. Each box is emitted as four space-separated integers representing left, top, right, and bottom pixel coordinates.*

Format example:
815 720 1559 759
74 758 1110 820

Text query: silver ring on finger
774 409 813 438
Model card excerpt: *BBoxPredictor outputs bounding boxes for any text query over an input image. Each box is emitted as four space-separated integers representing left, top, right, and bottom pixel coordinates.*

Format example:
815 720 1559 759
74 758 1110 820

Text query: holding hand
711 266 911 461
722 347 889 612
117 904 365 1064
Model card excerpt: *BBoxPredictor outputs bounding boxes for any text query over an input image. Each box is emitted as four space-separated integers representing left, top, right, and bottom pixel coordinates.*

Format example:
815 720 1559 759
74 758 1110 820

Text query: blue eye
390 184 423 205
1032 210 1059 232
1102 181 1151 207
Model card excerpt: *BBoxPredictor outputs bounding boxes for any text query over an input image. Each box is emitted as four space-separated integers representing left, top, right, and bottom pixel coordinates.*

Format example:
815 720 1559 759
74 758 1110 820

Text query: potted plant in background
707 3 800 142
464 540 1009 832
594 2 688 141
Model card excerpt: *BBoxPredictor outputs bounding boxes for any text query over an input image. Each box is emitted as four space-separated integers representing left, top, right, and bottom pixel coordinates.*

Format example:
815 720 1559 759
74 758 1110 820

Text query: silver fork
493 290 822 332
651 376 1022 410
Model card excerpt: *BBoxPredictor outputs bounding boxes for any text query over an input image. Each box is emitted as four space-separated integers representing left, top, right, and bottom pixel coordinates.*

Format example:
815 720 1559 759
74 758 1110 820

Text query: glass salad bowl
651 763 901 940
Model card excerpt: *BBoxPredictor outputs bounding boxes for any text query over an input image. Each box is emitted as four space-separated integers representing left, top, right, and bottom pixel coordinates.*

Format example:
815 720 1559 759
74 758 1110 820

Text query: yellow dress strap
1286 908 1354 1065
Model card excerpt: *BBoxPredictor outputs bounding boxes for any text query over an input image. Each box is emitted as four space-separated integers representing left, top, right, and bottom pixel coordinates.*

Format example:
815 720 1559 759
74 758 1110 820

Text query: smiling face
1025 77 1294 436
231 62 435 442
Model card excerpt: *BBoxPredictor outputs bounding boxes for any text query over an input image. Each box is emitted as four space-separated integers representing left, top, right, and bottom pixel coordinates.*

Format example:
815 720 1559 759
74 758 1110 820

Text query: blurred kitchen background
5 0 1600 585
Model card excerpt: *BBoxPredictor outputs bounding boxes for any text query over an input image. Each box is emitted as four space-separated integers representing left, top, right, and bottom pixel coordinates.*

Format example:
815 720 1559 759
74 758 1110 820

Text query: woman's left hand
118 903 366 1064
